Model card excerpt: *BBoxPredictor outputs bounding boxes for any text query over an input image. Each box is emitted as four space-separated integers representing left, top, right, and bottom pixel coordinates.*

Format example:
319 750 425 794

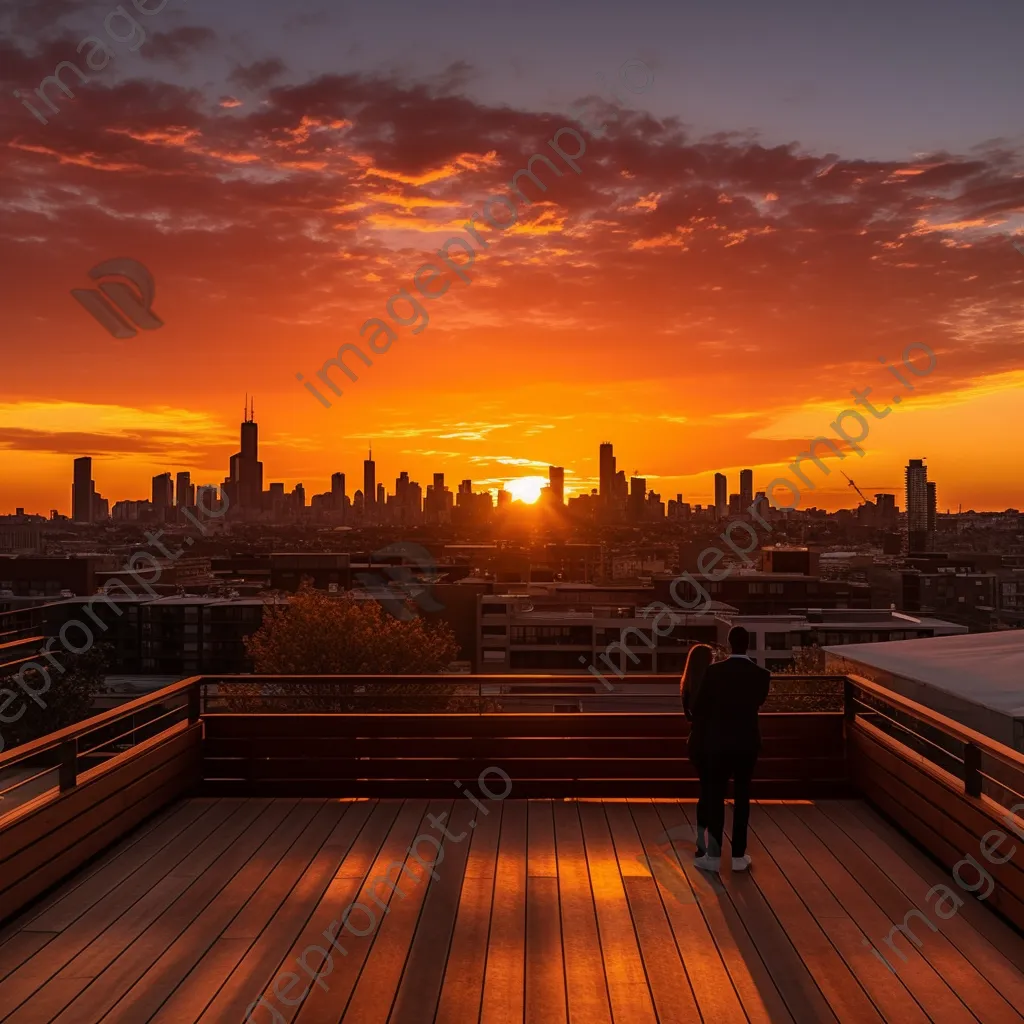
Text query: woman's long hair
681 643 714 716
682 644 714 689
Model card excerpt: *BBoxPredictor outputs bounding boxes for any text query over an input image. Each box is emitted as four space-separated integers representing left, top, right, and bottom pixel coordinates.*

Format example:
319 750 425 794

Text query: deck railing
2 672 1024 929
844 674 1024 931
0 680 202 923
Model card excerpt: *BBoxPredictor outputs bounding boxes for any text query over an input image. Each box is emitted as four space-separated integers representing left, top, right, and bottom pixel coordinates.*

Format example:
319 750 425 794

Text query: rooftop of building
825 630 1024 717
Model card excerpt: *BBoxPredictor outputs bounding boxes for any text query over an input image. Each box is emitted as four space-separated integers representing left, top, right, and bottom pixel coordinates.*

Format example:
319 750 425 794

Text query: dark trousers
705 746 758 858
689 748 709 845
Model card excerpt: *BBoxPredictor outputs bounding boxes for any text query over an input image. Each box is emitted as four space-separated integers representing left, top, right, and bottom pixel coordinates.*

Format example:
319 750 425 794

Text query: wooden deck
1 797 1023 1023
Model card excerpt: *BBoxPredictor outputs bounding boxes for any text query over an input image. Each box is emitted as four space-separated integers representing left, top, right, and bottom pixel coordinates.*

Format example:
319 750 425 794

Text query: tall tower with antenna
364 444 376 524
223 395 263 510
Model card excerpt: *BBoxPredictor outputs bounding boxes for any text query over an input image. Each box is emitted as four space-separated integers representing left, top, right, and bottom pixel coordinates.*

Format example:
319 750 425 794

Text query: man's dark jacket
689 656 771 755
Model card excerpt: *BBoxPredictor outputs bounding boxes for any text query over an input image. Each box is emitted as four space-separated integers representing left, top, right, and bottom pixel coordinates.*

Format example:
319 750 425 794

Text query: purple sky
7 0 1024 160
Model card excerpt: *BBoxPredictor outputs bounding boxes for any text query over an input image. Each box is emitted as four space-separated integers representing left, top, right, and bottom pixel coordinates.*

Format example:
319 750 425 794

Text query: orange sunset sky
1 0 1023 515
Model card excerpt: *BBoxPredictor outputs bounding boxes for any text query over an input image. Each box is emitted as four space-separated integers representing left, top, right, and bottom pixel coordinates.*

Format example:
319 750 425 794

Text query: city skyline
2 0 1022 516
0 404 990 523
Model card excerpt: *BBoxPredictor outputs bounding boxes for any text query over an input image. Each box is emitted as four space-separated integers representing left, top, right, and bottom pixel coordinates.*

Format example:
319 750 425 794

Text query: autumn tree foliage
234 586 463 713
245 585 458 674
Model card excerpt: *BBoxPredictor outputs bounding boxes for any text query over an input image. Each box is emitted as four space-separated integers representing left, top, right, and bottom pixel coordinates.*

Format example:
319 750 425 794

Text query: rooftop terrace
1 674 1023 1022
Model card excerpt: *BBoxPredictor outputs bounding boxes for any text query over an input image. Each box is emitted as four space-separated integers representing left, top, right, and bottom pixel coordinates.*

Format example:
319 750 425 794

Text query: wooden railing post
964 741 982 798
188 683 201 724
843 678 856 722
58 739 77 792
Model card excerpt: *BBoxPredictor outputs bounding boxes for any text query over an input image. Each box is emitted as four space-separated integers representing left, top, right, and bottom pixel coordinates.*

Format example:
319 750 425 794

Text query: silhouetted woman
681 643 715 857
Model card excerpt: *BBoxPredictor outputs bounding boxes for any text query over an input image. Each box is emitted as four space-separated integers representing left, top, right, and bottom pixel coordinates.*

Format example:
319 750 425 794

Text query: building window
482 604 508 616
482 625 507 636
764 631 788 651
769 583 784 594
748 583 764 595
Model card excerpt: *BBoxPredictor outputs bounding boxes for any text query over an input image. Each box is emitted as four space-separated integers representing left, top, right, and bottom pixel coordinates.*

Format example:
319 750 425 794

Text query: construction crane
841 471 870 505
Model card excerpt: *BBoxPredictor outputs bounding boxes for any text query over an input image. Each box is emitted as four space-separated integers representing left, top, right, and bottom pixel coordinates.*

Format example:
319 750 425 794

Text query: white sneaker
693 853 721 872
732 855 752 871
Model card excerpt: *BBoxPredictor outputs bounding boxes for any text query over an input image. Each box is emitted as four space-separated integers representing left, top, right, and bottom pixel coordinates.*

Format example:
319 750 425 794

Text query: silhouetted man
691 625 770 872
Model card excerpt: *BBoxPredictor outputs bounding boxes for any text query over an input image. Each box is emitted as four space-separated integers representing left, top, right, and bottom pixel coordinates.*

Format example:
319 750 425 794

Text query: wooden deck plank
603 802 701 1024
289 800 427 1024
618 877 701 1024
342 800 454 1024
577 802 658 1024
0 797 221 984
524 874 566 1024
387 799 478 1024
144 798 344 1024
814 800 1024 1022
139 800 341 1024
626 801 750 1021
716 801 885 1023
480 800 527 1024
523 799 566 1024
0 799 256 1023
2 796 1023 1024
434 801 502 1023
194 800 372 1023
670 800 834 1024
750 803 934 1024
526 800 557 878
249 799 402 1024
91 799 310 1024
640 800 792 1024
767 802 994 1024
838 798 1024 979
551 801 613 1024
0 797 216 946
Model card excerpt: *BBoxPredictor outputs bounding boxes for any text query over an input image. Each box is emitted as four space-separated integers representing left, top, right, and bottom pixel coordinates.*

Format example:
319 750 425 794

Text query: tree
230 586 465 712
778 646 848 675
773 645 847 712
0 643 110 753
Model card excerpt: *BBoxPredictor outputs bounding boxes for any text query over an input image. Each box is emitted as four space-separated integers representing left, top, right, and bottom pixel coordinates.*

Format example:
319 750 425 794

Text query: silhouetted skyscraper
549 466 564 505
740 468 753 507
196 485 219 515
599 443 615 502
224 398 263 510
175 472 194 508
875 493 897 527
331 472 345 516
628 476 646 520
906 458 935 552
714 473 727 517
72 457 94 522
364 447 376 522
152 472 173 508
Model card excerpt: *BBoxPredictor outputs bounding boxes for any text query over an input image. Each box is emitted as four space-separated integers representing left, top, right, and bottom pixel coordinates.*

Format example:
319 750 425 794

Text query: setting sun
505 476 547 504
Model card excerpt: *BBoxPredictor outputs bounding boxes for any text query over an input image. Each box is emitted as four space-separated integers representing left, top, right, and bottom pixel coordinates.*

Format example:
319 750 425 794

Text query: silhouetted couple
681 626 770 873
